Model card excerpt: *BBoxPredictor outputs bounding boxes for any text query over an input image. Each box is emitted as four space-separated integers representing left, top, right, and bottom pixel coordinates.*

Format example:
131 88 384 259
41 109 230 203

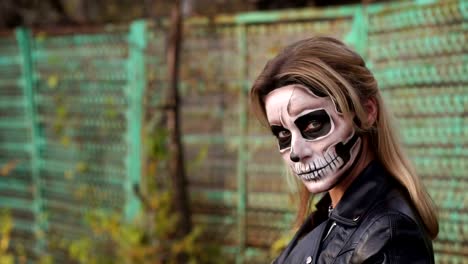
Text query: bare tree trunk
166 0 191 239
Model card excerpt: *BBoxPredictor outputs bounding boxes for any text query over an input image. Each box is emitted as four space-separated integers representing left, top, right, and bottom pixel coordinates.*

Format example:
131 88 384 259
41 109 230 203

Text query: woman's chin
300 173 342 194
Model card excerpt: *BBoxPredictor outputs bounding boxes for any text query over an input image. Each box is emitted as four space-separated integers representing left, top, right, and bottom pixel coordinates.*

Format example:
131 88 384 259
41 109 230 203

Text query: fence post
15 27 45 255
344 6 368 59
236 23 249 264
124 20 147 220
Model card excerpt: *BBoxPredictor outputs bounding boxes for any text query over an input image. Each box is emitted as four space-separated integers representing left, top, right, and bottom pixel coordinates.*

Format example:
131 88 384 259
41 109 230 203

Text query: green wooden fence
0 23 146 262
0 0 466 263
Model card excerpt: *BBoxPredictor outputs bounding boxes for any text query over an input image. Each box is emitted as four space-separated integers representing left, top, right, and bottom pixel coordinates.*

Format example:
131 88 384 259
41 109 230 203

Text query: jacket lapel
307 220 328 264
275 195 331 264
274 213 314 264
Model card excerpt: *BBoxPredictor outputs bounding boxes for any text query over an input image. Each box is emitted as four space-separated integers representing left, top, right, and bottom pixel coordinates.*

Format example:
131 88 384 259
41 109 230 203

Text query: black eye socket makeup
294 109 332 140
271 125 291 150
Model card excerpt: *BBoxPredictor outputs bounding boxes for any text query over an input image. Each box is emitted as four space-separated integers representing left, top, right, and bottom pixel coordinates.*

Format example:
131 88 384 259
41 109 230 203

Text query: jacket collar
274 160 393 264
320 160 392 226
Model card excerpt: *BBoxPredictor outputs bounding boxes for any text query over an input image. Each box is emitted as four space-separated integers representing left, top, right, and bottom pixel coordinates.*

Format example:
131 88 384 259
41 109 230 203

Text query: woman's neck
329 136 374 208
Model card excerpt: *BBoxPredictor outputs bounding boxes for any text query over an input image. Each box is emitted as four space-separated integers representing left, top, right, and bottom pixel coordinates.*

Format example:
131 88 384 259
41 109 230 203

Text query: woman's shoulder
367 179 423 227
350 194 434 263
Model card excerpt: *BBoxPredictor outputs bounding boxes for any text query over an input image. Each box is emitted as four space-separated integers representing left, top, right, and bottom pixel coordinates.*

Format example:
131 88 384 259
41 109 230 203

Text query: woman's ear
364 97 378 127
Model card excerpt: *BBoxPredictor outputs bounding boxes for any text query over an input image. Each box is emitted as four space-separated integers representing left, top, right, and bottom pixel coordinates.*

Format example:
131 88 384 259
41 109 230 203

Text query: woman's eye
270 125 292 150
294 110 331 140
278 130 291 139
304 121 322 133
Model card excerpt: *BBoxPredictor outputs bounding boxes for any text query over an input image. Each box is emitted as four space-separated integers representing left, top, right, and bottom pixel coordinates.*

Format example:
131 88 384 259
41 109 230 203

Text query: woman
250 37 438 263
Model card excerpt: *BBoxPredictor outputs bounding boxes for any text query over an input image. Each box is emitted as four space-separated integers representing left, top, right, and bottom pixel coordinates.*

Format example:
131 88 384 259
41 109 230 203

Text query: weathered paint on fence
16 27 45 256
125 20 147 221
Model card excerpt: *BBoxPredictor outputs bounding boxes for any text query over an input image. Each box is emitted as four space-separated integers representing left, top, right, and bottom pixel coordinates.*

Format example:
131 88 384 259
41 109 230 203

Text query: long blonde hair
250 36 438 239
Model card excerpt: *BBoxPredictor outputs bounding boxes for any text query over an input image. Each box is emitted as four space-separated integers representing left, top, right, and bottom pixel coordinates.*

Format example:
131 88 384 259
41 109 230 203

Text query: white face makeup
264 85 362 193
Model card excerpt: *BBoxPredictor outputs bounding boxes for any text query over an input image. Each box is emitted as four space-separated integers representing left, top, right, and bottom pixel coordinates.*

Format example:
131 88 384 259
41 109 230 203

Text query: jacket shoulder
350 212 433 264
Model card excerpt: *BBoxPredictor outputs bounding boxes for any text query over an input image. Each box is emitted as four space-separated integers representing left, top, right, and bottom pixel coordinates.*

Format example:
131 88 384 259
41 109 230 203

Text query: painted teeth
300 172 316 181
336 156 343 167
296 154 341 181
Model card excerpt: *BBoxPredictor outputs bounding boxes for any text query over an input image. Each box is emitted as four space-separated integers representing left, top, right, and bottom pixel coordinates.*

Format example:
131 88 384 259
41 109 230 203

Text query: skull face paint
264 85 362 193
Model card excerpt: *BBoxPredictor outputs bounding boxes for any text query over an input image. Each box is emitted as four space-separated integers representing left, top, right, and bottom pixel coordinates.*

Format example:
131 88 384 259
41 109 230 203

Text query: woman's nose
289 134 311 162
290 151 300 162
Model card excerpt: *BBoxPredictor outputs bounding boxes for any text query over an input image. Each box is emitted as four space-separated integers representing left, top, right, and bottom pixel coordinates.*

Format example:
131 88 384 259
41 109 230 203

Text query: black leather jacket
273 161 434 264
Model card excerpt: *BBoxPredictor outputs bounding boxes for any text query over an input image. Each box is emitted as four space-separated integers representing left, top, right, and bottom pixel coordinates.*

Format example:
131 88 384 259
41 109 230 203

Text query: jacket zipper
323 221 337 241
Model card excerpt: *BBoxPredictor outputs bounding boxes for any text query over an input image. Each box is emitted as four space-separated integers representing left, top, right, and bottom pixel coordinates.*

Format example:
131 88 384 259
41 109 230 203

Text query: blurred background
0 0 466 263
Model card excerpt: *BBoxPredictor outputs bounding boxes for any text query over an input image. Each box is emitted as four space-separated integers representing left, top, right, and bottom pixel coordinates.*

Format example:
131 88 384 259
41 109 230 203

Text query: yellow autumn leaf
36 31 47 42
0 160 19 176
75 162 88 173
47 75 59 89
60 136 71 147
74 185 87 199
268 46 280 55
64 170 74 180
148 71 156 81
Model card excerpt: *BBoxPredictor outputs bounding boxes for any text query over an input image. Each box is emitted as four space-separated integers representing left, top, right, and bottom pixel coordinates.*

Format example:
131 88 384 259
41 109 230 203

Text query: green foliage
66 189 224 264
146 126 169 161
0 210 53 264
63 115 224 264
0 210 14 264
269 230 295 259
